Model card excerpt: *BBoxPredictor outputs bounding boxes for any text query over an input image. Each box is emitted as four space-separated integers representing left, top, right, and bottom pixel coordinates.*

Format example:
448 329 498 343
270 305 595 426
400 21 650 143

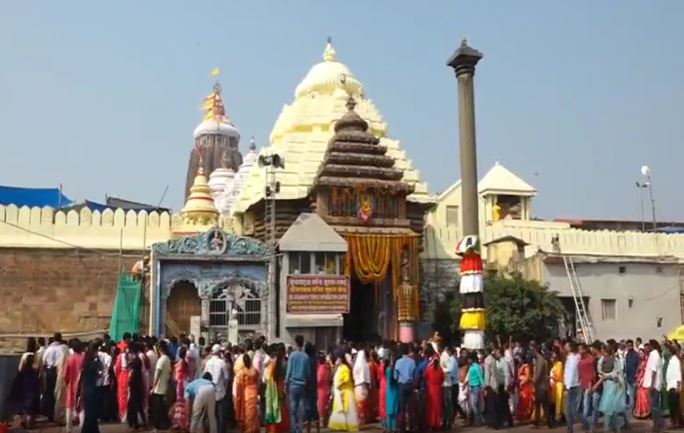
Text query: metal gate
207 280 264 340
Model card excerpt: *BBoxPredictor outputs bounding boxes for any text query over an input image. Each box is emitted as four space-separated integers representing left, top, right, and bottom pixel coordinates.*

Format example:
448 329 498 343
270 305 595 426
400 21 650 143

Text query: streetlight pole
258 152 284 340
641 165 657 231
635 182 648 232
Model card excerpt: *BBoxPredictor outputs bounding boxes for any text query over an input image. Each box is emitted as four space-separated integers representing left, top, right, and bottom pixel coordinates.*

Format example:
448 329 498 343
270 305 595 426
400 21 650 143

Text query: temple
185 81 243 200
1 38 683 352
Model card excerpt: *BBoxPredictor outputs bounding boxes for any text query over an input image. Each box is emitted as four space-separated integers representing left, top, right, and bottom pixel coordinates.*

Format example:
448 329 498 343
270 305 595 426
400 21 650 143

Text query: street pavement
15 419 654 433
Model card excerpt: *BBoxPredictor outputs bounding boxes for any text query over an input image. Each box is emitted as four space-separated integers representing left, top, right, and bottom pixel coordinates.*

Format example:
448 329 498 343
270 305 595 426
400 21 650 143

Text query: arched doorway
166 281 201 336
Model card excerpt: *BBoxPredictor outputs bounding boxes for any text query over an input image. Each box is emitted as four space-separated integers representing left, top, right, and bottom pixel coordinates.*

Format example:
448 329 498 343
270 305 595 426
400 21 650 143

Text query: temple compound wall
0 205 171 352
0 248 139 352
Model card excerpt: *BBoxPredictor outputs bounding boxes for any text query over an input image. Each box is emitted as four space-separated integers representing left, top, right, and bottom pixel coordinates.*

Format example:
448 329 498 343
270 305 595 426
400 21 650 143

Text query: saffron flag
209 67 220 77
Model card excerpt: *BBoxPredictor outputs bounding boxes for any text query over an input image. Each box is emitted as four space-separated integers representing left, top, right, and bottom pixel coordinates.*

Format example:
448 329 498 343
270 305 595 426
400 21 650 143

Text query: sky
1 1 682 221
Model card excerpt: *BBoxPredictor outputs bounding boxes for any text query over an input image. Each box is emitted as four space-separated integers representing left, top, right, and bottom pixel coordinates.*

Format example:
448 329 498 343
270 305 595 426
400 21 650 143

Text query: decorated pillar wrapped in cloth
457 235 485 349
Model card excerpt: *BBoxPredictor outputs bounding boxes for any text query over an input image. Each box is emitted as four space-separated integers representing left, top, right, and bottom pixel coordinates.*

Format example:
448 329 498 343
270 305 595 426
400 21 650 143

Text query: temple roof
315 97 414 193
478 162 536 196
279 213 347 252
231 39 431 214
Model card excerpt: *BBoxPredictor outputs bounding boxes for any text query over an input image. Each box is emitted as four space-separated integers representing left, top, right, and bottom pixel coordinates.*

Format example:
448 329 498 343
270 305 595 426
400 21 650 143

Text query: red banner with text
286 275 350 314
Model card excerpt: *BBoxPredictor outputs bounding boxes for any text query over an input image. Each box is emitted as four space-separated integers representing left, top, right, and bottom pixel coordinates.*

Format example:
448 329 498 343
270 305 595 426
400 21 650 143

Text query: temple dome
208 167 236 213
232 40 432 215
294 39 365 98
193 119 240 139
193 82 240 139
230 139 258 210
208 167 235 196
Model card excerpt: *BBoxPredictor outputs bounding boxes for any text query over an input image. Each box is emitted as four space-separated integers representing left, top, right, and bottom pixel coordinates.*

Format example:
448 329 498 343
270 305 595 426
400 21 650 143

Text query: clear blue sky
1 1 682 220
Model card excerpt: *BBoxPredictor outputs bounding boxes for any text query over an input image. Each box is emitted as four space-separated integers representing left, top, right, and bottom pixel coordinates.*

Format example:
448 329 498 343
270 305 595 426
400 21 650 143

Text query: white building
423 162 684 341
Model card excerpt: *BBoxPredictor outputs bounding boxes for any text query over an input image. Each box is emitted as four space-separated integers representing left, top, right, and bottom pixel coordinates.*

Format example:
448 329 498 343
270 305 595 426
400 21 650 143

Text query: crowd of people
5 331 684 433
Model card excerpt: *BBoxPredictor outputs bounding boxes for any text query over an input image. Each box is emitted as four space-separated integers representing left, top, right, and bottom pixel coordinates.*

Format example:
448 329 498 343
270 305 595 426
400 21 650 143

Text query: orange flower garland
343 233 421 319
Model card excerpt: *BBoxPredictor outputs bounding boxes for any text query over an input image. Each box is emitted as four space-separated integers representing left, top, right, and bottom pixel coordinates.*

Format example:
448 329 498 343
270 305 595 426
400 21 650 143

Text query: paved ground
14 419 655 433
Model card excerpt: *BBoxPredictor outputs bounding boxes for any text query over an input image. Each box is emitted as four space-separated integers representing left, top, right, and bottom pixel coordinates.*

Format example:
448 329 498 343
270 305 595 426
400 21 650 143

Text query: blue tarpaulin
0 185 72 208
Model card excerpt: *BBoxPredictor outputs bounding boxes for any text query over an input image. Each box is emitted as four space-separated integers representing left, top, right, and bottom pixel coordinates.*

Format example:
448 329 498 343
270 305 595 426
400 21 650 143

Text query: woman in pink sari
64 341 85 433
170 347 189 431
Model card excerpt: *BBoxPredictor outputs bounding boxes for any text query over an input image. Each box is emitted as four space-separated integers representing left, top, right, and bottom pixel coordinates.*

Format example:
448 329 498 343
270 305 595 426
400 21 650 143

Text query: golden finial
323 36 337 62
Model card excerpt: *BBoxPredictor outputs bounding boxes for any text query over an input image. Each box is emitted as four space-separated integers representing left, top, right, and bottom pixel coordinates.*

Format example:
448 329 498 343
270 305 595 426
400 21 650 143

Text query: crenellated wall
485 220 684 260
0 205 172 250
423 219 684 261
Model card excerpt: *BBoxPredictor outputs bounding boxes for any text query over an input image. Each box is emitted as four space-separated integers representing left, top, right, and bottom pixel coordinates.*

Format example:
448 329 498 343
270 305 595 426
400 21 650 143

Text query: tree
450 273 564 344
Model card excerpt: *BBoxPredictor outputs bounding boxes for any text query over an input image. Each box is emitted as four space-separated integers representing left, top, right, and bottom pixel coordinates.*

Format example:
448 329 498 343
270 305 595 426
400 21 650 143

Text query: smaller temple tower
186 81 243 200
174 166 219 237
208 152 237 214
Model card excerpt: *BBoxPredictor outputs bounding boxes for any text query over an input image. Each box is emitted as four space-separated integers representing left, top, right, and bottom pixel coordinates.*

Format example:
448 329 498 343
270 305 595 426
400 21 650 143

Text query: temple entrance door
166 281 201 336
344 276 383 342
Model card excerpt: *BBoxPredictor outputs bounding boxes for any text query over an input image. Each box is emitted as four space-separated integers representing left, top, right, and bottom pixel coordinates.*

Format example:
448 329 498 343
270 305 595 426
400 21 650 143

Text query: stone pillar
448 40 486 350
448 39 483 237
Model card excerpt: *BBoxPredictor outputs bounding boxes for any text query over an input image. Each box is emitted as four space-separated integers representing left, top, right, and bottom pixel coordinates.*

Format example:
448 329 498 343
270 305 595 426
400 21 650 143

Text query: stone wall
0 248 137 353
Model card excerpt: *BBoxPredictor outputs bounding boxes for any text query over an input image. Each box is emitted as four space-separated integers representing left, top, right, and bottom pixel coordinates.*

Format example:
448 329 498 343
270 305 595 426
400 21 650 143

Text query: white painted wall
544 261 682 341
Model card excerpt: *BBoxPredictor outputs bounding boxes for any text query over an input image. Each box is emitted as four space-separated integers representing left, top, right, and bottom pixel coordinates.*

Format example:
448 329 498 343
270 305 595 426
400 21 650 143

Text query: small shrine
308 97 423 342
149 227 271 341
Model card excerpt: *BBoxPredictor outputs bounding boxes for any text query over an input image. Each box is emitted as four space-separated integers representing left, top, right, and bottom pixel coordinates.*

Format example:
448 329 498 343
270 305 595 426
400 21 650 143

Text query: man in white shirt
203 344 229 433
496 347 514 428
439 344 453 429
41 333 64 422
666 344 683 427
151 340 172 432
644 340 664 433
96 343 113 421
564 341 581 433
252 339 267 422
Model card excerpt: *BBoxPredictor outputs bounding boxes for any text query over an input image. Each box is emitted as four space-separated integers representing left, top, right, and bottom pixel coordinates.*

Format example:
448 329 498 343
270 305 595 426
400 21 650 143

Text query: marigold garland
343 234 421 319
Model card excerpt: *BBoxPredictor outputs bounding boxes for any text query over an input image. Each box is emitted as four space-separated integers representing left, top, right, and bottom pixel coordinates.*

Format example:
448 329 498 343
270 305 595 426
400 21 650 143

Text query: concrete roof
279 212 348 252
478 162 536 196
483 235 530 247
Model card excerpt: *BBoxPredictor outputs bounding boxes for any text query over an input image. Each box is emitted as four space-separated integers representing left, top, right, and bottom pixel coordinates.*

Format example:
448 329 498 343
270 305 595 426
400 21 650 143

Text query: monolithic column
448 39 486 350
448 39 482 237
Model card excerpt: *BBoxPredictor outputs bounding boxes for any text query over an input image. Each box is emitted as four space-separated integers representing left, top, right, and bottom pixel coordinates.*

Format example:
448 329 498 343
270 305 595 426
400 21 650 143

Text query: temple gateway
148 39 433 344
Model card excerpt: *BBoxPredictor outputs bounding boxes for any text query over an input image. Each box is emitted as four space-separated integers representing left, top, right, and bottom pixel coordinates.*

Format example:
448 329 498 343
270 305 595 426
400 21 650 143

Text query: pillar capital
447 38 483 77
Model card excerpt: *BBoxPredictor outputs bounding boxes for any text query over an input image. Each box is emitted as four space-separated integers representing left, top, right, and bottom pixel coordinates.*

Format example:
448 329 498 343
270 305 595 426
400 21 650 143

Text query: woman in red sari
317 354 332 427
64 340 85 433
170 347 189 431
368 352 379 423
424 356 444 431
114 346 129 423
377 357 387 432
633 348 651 419
516 355 535 423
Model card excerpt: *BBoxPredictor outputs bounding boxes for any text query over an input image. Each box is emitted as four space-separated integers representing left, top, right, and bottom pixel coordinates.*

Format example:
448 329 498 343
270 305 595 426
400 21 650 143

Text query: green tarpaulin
110 273 142 341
